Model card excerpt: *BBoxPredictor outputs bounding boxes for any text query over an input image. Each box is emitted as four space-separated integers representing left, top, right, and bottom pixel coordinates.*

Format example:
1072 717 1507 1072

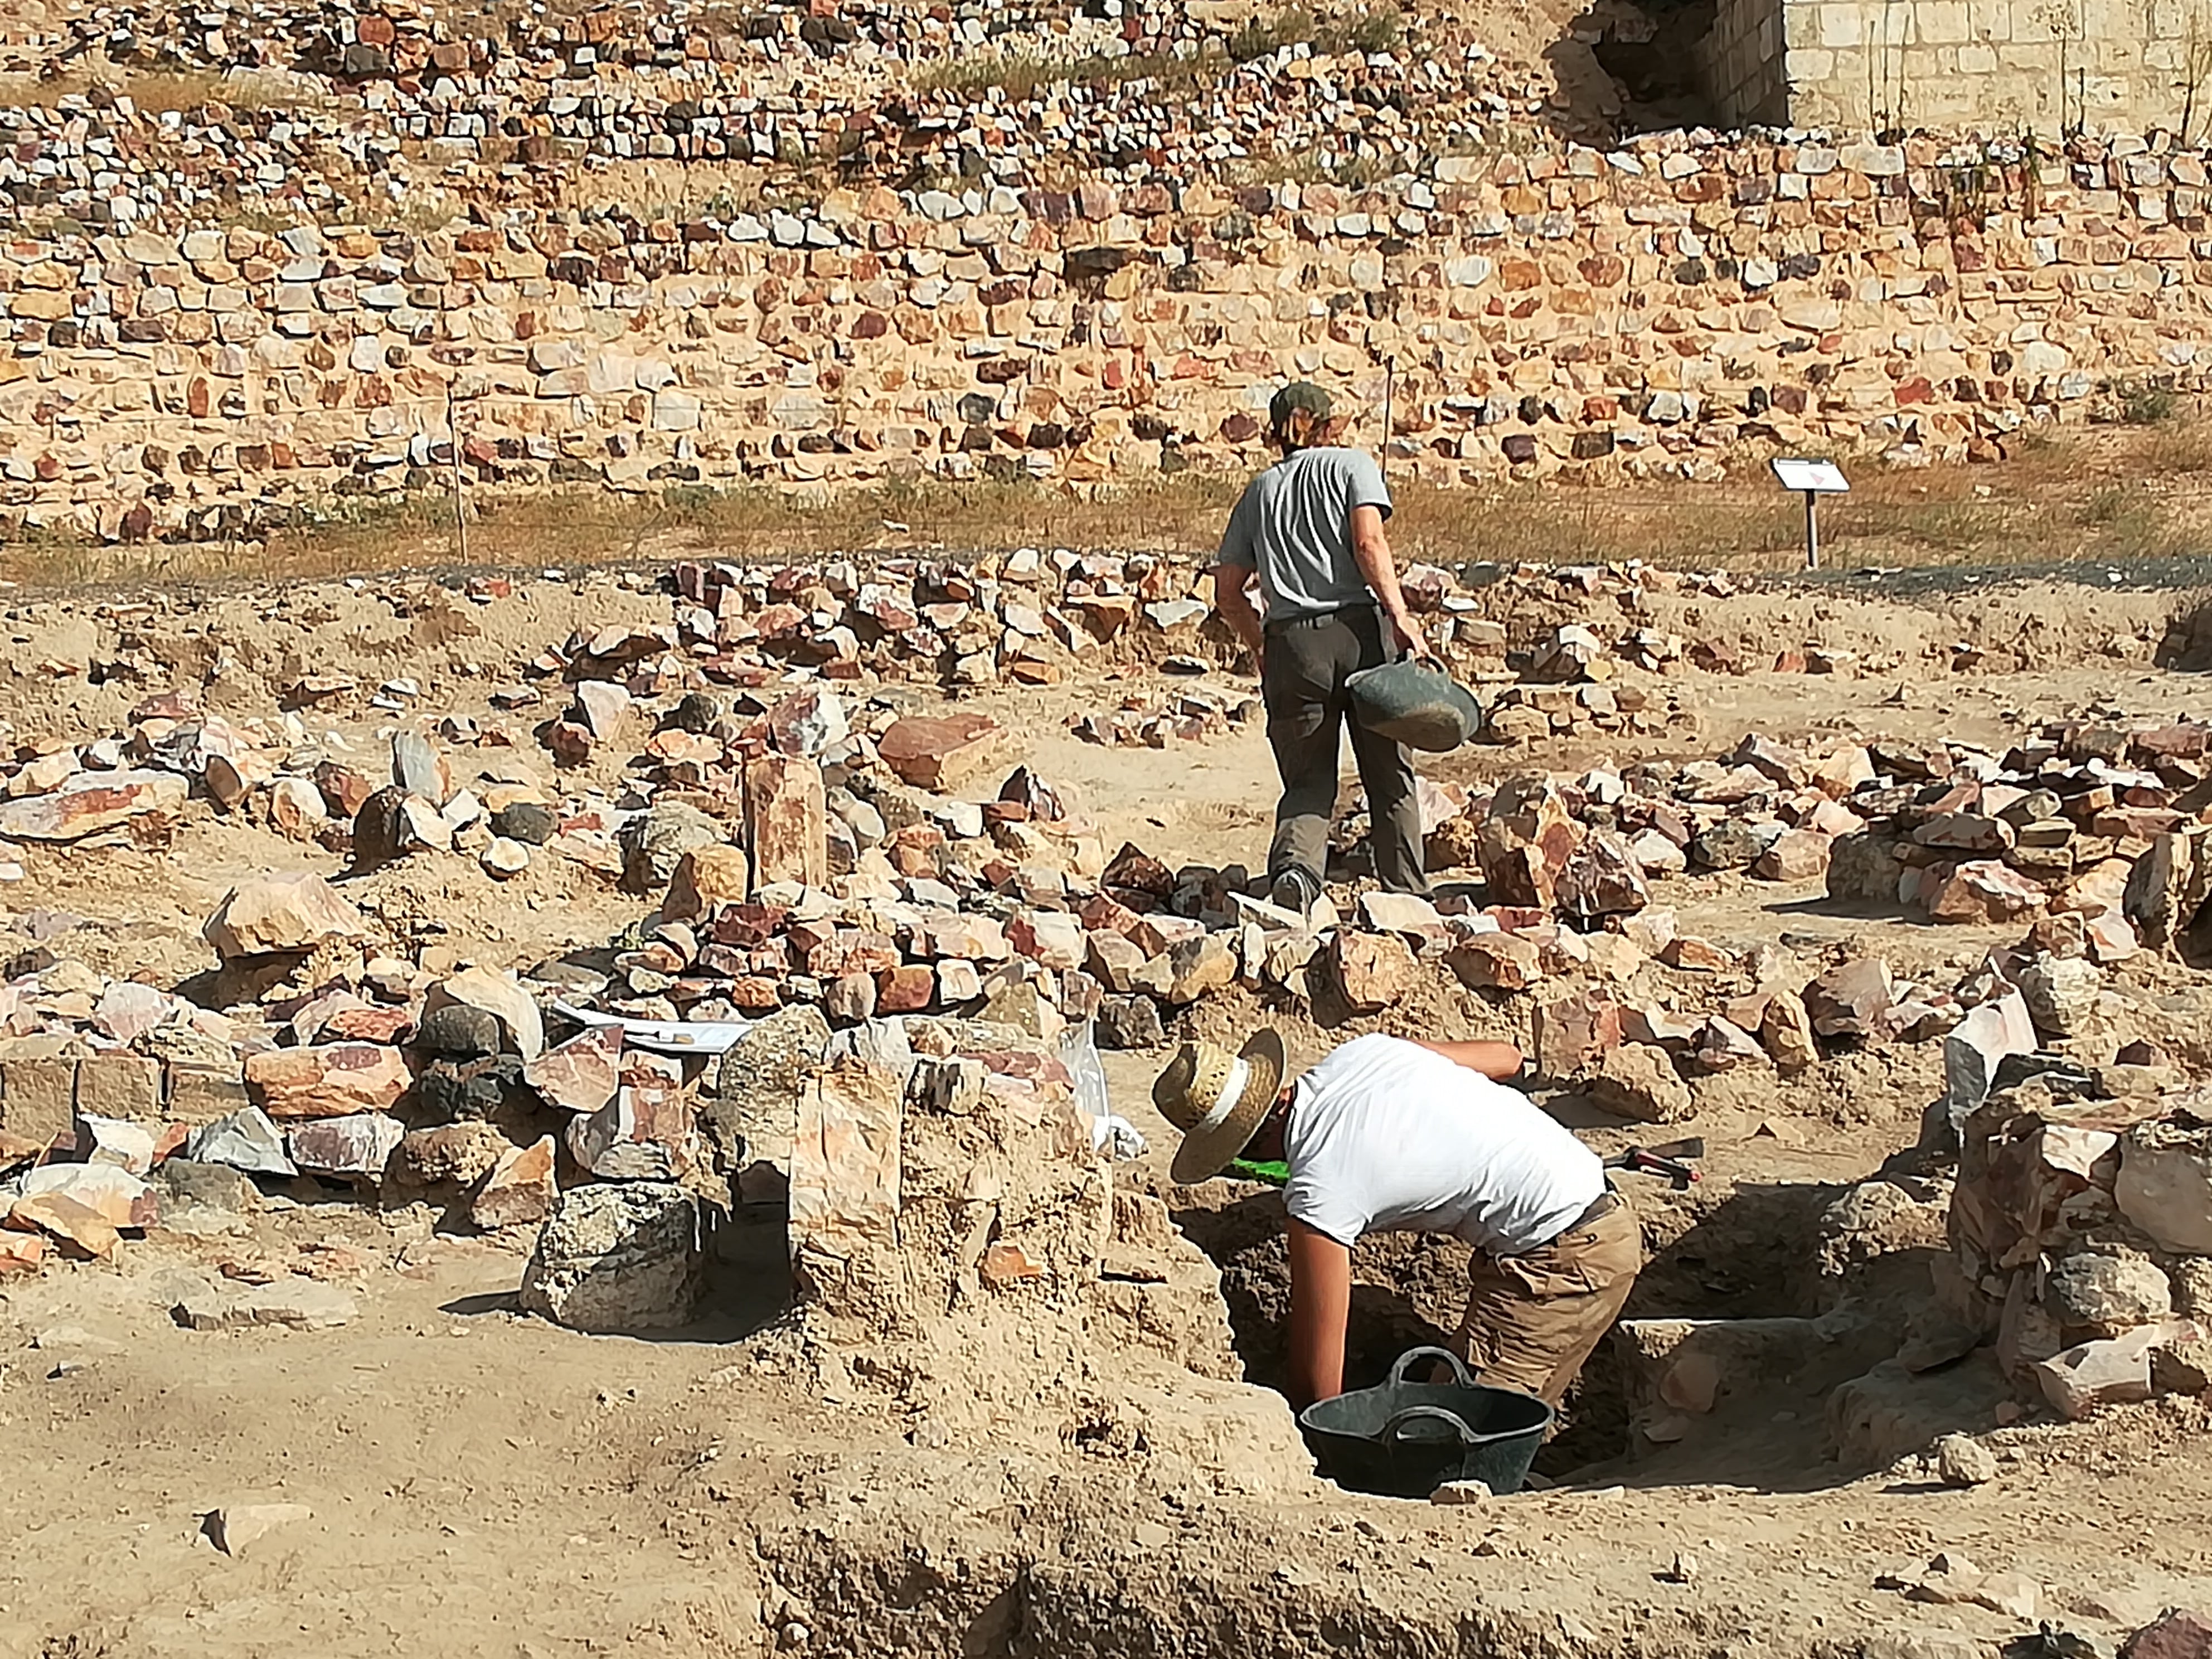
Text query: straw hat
1153 1028 1287 1185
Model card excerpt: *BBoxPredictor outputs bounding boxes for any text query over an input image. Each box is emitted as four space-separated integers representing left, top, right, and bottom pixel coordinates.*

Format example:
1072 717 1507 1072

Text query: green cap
1268 381 1333 429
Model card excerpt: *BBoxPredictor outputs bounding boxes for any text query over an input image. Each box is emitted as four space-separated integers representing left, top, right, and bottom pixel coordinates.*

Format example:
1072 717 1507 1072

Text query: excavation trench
1169 1169 1862 1481
746 1167 1976 1659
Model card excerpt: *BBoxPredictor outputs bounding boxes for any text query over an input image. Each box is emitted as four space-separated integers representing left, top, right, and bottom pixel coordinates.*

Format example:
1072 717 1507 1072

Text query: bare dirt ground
6 546 2212 1657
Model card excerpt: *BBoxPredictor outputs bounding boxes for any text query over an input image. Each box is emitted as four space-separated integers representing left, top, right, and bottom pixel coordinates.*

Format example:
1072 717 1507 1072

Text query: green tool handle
1228 1157 1290 1187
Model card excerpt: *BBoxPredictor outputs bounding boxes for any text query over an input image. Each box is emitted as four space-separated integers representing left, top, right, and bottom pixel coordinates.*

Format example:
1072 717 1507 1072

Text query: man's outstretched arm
1413 1039 1524 1081
1286 1219 1352 1408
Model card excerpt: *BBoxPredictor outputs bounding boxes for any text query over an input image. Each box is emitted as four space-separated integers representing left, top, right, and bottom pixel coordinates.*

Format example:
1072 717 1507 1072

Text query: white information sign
1771 458 1851 493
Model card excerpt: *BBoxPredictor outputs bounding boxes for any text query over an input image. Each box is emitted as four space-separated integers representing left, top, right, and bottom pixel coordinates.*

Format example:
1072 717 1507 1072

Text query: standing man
1153 1030 1642 1413
1211 381 1433 915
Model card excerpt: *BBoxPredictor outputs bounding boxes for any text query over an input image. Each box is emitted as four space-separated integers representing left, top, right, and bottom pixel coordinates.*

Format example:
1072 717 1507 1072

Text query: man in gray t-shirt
1212 381 1433 908
1216 444 1394 624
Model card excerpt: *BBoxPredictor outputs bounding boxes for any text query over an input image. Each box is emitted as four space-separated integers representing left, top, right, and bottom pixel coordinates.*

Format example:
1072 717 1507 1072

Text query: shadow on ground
439 1198 793 1346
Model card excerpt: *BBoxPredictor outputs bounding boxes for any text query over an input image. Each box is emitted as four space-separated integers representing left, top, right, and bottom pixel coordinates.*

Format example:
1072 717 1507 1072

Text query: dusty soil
11 1221 2212 1659
7 560 2212 1656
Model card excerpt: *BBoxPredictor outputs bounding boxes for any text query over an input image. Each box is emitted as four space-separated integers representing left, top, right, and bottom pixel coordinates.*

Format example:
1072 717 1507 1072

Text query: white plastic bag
1060 1018 1147 1161
1061 1017 1110 1120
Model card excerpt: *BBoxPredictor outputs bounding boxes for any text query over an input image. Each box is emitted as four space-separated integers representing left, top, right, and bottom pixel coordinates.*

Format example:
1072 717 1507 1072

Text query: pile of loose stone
0 549 1230 865
5 547 2211 1289
1947 1070 2212 1420
0 553 1740 884
0 887 590 1282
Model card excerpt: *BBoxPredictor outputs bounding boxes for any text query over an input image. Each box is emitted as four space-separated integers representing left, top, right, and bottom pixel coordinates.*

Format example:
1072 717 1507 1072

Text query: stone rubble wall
7 128 2212 537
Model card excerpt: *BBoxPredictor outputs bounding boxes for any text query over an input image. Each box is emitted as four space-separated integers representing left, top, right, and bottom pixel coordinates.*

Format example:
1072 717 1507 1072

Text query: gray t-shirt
1216 445 1392 624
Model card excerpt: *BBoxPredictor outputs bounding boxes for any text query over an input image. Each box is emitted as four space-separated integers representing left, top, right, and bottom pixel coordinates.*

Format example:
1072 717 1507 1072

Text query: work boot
1269 865 1322 921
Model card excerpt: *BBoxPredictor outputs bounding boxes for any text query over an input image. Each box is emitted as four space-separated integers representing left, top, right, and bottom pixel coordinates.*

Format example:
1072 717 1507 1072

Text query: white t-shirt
1282 1034 1605 1255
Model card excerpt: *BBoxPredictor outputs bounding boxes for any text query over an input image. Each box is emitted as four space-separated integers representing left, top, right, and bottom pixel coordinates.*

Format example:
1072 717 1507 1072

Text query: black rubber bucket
1298 1347 1553 1499
1344 661 1485 751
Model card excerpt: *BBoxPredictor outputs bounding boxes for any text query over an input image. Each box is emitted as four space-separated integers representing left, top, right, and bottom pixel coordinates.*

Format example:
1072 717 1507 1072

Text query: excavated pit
1171 1167 1864 1480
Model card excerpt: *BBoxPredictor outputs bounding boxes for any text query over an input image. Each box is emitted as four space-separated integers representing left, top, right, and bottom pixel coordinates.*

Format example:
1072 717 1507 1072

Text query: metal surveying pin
1770 457 1850 570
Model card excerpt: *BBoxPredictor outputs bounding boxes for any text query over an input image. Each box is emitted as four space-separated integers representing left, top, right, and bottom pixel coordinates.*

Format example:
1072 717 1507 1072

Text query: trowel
1602 1137 1703 1189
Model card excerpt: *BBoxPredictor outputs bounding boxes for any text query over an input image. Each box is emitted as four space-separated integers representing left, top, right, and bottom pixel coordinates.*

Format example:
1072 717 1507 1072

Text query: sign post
1770 458 1850 570
1380 356 1396 485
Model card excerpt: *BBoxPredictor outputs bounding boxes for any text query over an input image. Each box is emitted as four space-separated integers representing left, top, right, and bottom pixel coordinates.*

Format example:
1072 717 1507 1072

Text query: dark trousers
1260 607 1430 895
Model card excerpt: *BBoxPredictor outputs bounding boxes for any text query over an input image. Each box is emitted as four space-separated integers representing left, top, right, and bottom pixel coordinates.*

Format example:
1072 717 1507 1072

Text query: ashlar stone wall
1764 0 2210 134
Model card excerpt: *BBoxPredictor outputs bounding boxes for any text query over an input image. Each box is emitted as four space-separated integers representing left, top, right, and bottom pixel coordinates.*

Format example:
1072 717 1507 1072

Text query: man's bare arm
1350 504 1432 660
1287 1219 1353 1408
1413 1039 1524 1081
1211 562 1266 661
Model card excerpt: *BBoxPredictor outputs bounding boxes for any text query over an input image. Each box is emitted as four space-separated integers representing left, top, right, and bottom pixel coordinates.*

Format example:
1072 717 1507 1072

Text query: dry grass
1225 5 1405 62
13 420 2212 594
0 67 332 115
913 47 1216 99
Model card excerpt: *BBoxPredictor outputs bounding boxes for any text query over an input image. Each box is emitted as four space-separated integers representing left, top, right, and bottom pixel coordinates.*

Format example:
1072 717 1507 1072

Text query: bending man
1155 1029 1641 1411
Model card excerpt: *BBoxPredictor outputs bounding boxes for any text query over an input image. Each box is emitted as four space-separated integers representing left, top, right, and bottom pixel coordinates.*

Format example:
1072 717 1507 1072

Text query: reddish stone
1760 990 1820 1073
1803 958 1895 1038
315 761 375 817
666 846 752 920
323 1006 415 1043
710 901 789 948
0 769 187 842
287 1112 404 1178
245 1044 411 1119
1660 935 1733 972
1534 989 1623 1081
546 720 594 766
731 977 784 1011
1101 842 1175 899
2121 1609 2212 1659
876 713 1007 790
6 1193 119 1259
1447 933 1545 991
886 825 945 879
1477 777 1583 909
1080 892 1145 936
523 1026 620 1114
875 964 936 1012
469 1136 557 1230
1554 831 1651 920
1007 911 1085 971
979 1242 1046 1289
1927 859 2049 923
